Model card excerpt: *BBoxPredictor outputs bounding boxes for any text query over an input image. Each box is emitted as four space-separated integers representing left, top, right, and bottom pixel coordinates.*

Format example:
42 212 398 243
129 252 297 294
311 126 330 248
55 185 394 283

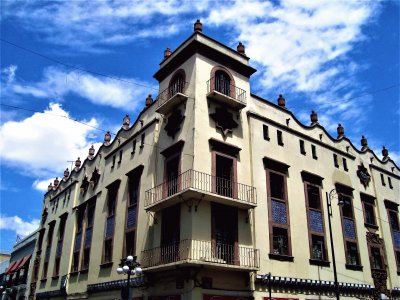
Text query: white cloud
2 1 210 51
2 66 155 110
0 103 100 178
0 215 39 237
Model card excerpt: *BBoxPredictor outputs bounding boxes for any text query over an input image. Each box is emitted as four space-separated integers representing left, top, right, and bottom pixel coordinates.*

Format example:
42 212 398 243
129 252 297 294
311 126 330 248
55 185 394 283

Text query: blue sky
0 0 399 253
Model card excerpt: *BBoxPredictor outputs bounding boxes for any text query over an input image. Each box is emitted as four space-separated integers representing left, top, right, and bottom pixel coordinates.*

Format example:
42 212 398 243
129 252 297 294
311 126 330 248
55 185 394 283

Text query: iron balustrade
144 169 257 207
206 77 246 104
141 239 259 269
156 81 188 109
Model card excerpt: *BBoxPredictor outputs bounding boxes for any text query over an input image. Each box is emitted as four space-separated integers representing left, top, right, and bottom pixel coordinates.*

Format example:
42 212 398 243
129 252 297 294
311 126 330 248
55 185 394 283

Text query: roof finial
337 123 344 139
237 42 245 55
310 110 318 125
194 19 202 32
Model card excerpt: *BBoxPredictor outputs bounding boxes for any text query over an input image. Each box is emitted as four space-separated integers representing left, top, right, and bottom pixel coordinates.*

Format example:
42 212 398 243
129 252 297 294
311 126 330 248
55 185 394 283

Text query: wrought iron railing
144 169 257 207
141 239 259 269
156 81 188 109
206 77 246 104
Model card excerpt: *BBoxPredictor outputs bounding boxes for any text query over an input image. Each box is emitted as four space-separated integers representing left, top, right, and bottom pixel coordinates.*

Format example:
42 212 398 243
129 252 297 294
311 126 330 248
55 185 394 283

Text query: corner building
28 21 400 300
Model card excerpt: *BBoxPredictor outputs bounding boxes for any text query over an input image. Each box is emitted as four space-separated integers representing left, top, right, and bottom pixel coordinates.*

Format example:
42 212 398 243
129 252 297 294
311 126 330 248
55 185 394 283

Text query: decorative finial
237 42 245 54
277 94 286 108
63 168 70 179
382 146 389 161
146 94 153 107
337 123 344 139
361 136 368 151
104 131 111 146
88 145 95 159
122 114 130 130
53 177 59 188
74 157 81 171
194 19 202 32
164 48 172 59
310 110 318 125
47 182 53 192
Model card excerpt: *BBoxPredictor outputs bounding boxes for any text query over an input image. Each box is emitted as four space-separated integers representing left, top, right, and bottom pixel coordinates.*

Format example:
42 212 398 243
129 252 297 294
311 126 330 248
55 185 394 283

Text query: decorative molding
164 109 185 139
209 107 238 137
357 163 371 188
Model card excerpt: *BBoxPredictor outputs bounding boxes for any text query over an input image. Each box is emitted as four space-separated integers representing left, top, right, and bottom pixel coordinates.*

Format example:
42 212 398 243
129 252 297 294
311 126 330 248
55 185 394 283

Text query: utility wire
0 38 158 91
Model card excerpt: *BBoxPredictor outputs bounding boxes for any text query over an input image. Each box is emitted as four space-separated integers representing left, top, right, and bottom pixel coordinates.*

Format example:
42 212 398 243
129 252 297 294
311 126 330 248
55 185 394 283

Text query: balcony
141 239 259 271
155 81 188 115
206 77 246 110
144 169 257 211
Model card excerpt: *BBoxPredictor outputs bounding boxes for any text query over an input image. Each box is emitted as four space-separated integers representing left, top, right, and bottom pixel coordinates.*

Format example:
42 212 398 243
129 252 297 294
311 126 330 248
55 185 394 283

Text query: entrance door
211 203 238 265
165 155 180 197
215 154 234 198
161 204 181 263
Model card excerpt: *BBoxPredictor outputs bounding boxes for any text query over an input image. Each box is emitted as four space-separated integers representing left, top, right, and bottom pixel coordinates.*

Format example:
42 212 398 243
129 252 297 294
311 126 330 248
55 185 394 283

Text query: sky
0 0 399 253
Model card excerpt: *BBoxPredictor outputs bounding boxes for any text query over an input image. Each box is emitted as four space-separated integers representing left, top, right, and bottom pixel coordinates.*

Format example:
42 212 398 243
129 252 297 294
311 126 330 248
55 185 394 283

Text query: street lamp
326 189 344 300
116 255 142 300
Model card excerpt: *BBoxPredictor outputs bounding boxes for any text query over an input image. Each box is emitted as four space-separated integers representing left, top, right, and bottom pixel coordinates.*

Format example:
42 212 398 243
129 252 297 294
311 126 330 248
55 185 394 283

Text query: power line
0 38 158 91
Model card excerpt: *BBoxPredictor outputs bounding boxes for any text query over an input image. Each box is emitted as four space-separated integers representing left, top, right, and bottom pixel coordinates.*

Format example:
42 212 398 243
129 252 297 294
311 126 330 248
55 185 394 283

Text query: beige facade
28 21 399 300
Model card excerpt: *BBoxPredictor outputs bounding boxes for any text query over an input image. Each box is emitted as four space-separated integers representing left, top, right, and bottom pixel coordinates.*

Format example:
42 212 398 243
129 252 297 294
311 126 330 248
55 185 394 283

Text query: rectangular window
277 130 284 146
263 125 270 141
388 177 393 189
381 173 386 186
311 145 317 160
370 246 384 270
131 139 136 154
304 179 328 264
386 201 400 271
118 150 123 164
140 133 145 148
111 155 116 168
42 222 55 279
54 215 67 277
103 182 119 263
72 207 85 272
266 163 291 259
333 154 339 168
343 158 348 171
82 200 95 270
299 140 306 155
338 188 361 268
124 168 142 257
364 202 376 226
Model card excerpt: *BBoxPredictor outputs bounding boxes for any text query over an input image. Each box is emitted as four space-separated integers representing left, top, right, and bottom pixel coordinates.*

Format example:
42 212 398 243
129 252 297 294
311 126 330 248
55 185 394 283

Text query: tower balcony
206 77 246 110
144 169 257 211
141 239 259 272
155 81 189 115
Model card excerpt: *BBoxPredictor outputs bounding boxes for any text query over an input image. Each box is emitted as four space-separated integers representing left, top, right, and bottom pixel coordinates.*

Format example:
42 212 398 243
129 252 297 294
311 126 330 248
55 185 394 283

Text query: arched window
215 71 231 96
168 72 185 98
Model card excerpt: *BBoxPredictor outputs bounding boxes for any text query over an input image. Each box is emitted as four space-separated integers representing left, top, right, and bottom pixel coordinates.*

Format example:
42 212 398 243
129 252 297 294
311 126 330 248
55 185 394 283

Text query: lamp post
326 189 344 300
116 255 142 300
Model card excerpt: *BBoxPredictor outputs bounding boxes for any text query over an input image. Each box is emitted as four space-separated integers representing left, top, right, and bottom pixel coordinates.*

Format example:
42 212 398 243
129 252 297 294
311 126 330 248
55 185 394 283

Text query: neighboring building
0 255 11 264
2 231 37 300
28 21 399 300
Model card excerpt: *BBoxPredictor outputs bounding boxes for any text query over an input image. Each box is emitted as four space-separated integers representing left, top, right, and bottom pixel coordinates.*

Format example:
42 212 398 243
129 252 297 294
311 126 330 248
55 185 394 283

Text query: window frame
53 214 67 277
102 181 120 264
266 167 292 260
123 166 143 258
311 145 318 160
338 187 362 270
42 222 55 280
304 181 329 265
277 130 284 146
263 125 270 141
385 200 400 273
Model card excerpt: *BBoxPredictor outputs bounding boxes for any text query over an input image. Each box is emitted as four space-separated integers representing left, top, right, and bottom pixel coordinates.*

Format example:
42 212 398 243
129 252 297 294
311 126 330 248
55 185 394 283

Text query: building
2 231 37 300
28 21 399 300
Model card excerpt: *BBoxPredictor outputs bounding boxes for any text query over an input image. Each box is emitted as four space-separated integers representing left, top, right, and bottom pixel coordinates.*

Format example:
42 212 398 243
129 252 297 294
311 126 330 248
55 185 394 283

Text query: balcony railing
206 77 246 105
141 239 259 270
155 81 188 114
144 169 257 208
